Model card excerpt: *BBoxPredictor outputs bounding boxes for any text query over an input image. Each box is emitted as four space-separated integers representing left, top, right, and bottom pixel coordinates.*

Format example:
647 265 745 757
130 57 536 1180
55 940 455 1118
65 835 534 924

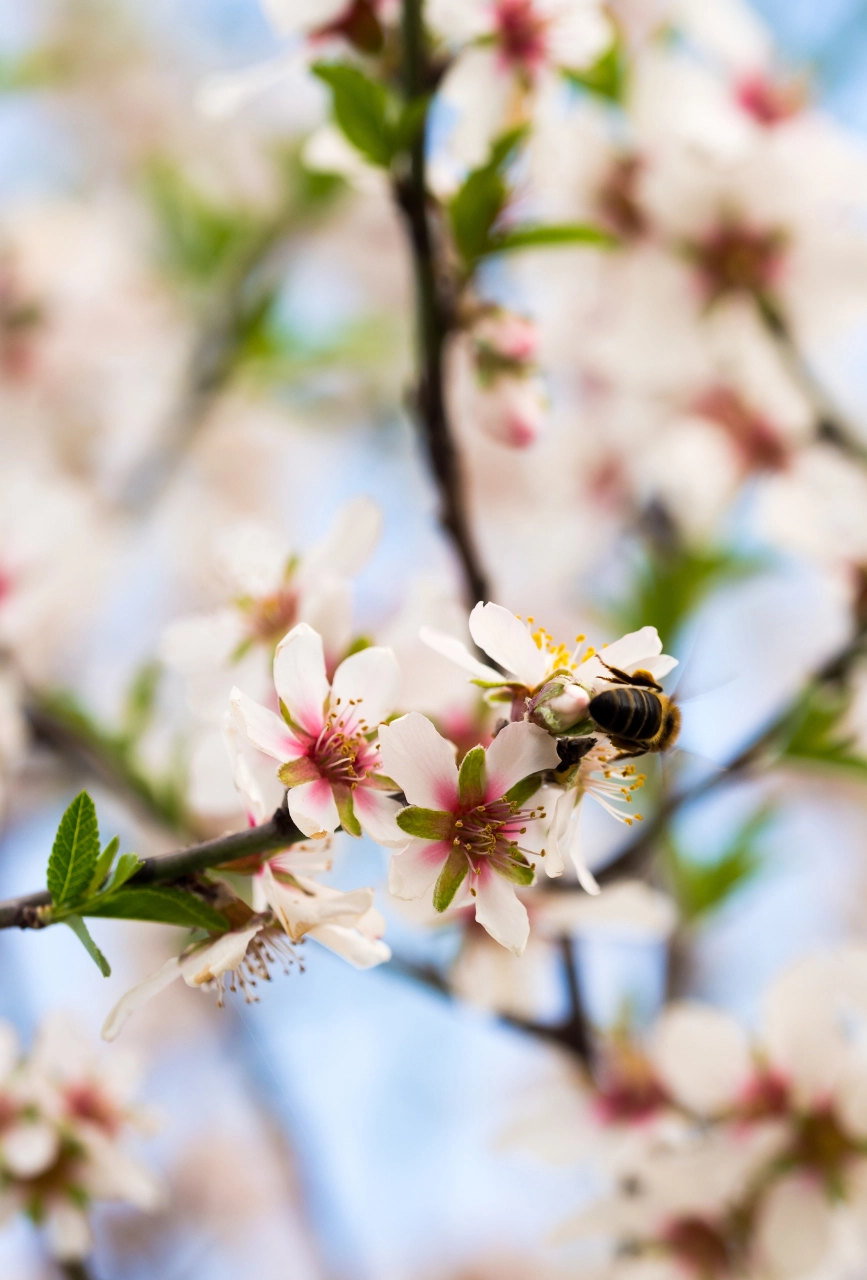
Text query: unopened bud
474 373 546 449
528 679 591 733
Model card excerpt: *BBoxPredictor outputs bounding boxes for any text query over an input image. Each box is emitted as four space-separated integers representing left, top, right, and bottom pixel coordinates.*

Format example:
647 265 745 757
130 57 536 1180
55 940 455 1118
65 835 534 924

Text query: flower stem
758 293 867 467
395 0 490 607
58 1261 94 1280
0 808 305 930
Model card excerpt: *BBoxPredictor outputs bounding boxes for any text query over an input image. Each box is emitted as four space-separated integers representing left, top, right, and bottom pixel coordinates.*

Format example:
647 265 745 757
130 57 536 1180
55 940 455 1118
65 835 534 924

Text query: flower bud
528 679 591 733
474 373 546 449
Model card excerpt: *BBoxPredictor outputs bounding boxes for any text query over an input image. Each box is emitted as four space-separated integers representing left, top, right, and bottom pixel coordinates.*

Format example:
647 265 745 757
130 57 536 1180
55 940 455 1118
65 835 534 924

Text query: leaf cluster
47 792 228 976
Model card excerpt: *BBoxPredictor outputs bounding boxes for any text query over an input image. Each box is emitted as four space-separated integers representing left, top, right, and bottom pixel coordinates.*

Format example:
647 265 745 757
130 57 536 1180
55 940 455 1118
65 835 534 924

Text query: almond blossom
379 711 560 954
230 620 403 842
465 310 547 448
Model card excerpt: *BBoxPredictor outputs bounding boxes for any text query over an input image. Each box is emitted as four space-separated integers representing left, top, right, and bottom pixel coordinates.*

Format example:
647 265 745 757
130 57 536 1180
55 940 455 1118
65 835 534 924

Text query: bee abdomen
588 688 662 741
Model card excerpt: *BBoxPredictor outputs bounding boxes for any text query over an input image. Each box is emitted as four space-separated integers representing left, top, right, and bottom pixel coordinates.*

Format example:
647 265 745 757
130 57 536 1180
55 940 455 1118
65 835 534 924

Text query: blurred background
3 0 867 1277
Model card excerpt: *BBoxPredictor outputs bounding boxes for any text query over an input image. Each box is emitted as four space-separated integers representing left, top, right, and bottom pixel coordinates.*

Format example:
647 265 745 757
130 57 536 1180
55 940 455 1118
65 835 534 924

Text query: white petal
330 645 399 729
483 721 560 800
179 927 263 987
45 1202 93 1261
195 48 304 119
101 957 182 1041
835 1062 867 1139
230 687 304 762
438 46 516 170
473 864 530 956
298 575 353 665
353 787 405 847
1 1121 59 1177
756 1175 832 1278
600 626 664 670
552 790 599 894
650 1002 753 1115
469 602 549 688
388 840 449 899
419 625 503 682
223 713 269 824
301 495 382 580
378 713 459 810
262 0 348 37
262 868 374 940
0 1020 18 1080
287 777 340 837
273 623 329 735
308 923 391 968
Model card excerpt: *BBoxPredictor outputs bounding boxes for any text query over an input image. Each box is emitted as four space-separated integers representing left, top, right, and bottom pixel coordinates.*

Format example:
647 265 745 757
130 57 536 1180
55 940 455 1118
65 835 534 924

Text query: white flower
430 0 612 168
230 621 403 843
0 1021 58 1179
379 711 560 954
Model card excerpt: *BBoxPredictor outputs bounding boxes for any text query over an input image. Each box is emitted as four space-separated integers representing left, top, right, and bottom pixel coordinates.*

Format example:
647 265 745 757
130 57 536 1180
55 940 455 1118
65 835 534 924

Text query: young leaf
85 887 229 933
433 847 469 912
486 223 617 255
87 836 119 897
448 127 527 270
103 852 143 895
665 805 773 924
312 62 395 167
563 39 626 103
778 686 867 780
47 792 101 908
65 915 111 977
458 746 487 810
396 807 454 839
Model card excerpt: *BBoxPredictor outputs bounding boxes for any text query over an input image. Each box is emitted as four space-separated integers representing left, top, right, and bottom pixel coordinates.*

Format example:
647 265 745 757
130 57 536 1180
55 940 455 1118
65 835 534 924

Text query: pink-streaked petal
378 713 459 810
101 957 182 1042
330 645 399 730
419 626 503 682
353 788 405 847
472 863 530 956
469 602 549 689
230 688 304 763
483 721 560 801
273 623 329 736
388 840 450 899
287 777 340 837
308 923 391 968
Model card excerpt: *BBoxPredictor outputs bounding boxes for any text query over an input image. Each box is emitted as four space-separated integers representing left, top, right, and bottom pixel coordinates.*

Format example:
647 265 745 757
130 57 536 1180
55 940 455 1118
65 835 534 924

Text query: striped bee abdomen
588 687 663 742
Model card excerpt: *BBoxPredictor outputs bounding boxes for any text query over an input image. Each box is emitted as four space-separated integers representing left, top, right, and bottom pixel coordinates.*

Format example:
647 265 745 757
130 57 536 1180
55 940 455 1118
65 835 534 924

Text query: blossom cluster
0 1015 159 1261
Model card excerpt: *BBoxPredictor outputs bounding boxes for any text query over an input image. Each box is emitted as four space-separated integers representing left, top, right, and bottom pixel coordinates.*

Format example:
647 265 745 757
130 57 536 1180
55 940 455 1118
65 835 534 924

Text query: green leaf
505 772 545 808
47 792 101 909
85 887 229 932
144 158 259 284
665 805 773 924
122 662 161 745
104 852 143 895
448 127 527 270
87 836 119 897
312 62 395 167
433 847 469 912
486 222 617 255
396 807 454 839
563 39 626 103
458 746 487 810
65 916 111 978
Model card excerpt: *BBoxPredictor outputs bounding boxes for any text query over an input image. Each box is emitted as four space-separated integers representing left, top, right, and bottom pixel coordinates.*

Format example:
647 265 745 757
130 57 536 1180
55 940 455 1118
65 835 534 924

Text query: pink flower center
688 222 786 302
314 0 383 54
312 703 380 787
494 0 549 73
694 386 790 472
64 1082 121 1135
736 73 804 126
451 796 544 871
244 587 299 646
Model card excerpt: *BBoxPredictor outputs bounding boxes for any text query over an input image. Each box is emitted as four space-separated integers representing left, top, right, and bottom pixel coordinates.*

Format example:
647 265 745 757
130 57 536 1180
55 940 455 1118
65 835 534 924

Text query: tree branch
0 808 304 930
395 0 489 607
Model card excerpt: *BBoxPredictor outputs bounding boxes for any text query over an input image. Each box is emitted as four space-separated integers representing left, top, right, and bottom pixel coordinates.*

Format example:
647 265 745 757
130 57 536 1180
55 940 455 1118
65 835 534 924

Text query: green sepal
65 915 111 977
396 807 453 840
495 856 535 887
86 836 119 897
84 887 229 932
458 745 487 810
47 792 100 909
278 757 320 787
334 786 363 837
486 223 617 255
432 847 469 912
505 773 544 808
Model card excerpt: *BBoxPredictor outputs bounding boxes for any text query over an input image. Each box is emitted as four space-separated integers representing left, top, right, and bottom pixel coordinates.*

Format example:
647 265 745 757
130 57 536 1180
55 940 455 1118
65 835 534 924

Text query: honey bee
587 662 681 761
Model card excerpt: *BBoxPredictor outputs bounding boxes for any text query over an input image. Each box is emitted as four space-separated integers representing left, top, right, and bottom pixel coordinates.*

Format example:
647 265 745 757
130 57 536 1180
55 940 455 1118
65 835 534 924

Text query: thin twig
0 808 304 930
395 0 489 607
58 1260 93 1280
